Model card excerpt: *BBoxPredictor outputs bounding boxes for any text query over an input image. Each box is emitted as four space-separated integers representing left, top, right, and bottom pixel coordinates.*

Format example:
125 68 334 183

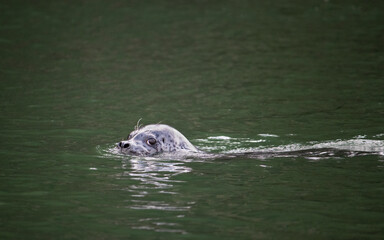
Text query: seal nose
118 141 130 149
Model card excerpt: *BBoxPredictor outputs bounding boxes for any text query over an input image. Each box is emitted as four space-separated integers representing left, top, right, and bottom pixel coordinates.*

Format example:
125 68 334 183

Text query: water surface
1 0 384 239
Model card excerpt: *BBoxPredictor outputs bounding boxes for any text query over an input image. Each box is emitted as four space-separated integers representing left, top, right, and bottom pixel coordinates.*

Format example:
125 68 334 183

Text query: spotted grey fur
117 124 198 156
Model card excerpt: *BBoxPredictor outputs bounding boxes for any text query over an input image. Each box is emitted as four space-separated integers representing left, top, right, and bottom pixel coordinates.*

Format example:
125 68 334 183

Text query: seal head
117 124 198 156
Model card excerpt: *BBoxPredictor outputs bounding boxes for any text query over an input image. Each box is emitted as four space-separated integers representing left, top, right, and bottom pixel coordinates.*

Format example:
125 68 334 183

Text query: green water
1 1 384 239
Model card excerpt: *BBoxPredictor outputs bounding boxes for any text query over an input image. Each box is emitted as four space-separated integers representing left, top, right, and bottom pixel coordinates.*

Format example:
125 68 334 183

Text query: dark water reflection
114 156 194 234
122 158 191 198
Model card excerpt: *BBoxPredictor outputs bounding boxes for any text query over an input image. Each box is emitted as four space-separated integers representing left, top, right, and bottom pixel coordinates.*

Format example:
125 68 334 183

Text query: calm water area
1 1 384 239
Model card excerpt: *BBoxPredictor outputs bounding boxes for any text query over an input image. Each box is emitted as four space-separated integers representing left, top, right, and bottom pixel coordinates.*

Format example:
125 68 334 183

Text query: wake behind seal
117 124 198 156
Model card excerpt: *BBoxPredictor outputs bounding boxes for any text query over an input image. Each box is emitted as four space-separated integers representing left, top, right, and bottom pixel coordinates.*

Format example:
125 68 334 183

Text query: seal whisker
134 118 143 131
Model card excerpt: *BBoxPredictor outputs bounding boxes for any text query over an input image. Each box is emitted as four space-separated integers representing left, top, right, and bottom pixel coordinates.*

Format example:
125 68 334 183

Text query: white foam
226 139 384 154
207 136 232 140
258 134 279 138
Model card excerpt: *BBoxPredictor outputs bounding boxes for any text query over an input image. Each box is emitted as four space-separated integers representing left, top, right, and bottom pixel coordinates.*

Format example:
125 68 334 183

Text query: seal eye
146 138 156 146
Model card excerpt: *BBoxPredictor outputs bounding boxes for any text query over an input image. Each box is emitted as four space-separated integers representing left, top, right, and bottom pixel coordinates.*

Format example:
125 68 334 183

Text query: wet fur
117 124 198 156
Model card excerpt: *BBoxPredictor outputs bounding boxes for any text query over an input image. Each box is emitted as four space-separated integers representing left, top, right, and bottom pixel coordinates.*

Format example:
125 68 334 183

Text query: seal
117 124 198 156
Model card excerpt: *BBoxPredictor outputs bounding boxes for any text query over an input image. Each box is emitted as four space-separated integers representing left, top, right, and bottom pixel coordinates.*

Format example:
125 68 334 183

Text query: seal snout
118 141 130 149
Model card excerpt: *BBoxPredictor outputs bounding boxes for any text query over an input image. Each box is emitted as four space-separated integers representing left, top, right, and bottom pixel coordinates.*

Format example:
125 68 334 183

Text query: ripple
130 200 191 211
194 136 384 159
258 133 279 138
247 139 384 153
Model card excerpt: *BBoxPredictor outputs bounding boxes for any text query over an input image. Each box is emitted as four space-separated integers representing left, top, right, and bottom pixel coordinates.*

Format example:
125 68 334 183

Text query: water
1 0 384 239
